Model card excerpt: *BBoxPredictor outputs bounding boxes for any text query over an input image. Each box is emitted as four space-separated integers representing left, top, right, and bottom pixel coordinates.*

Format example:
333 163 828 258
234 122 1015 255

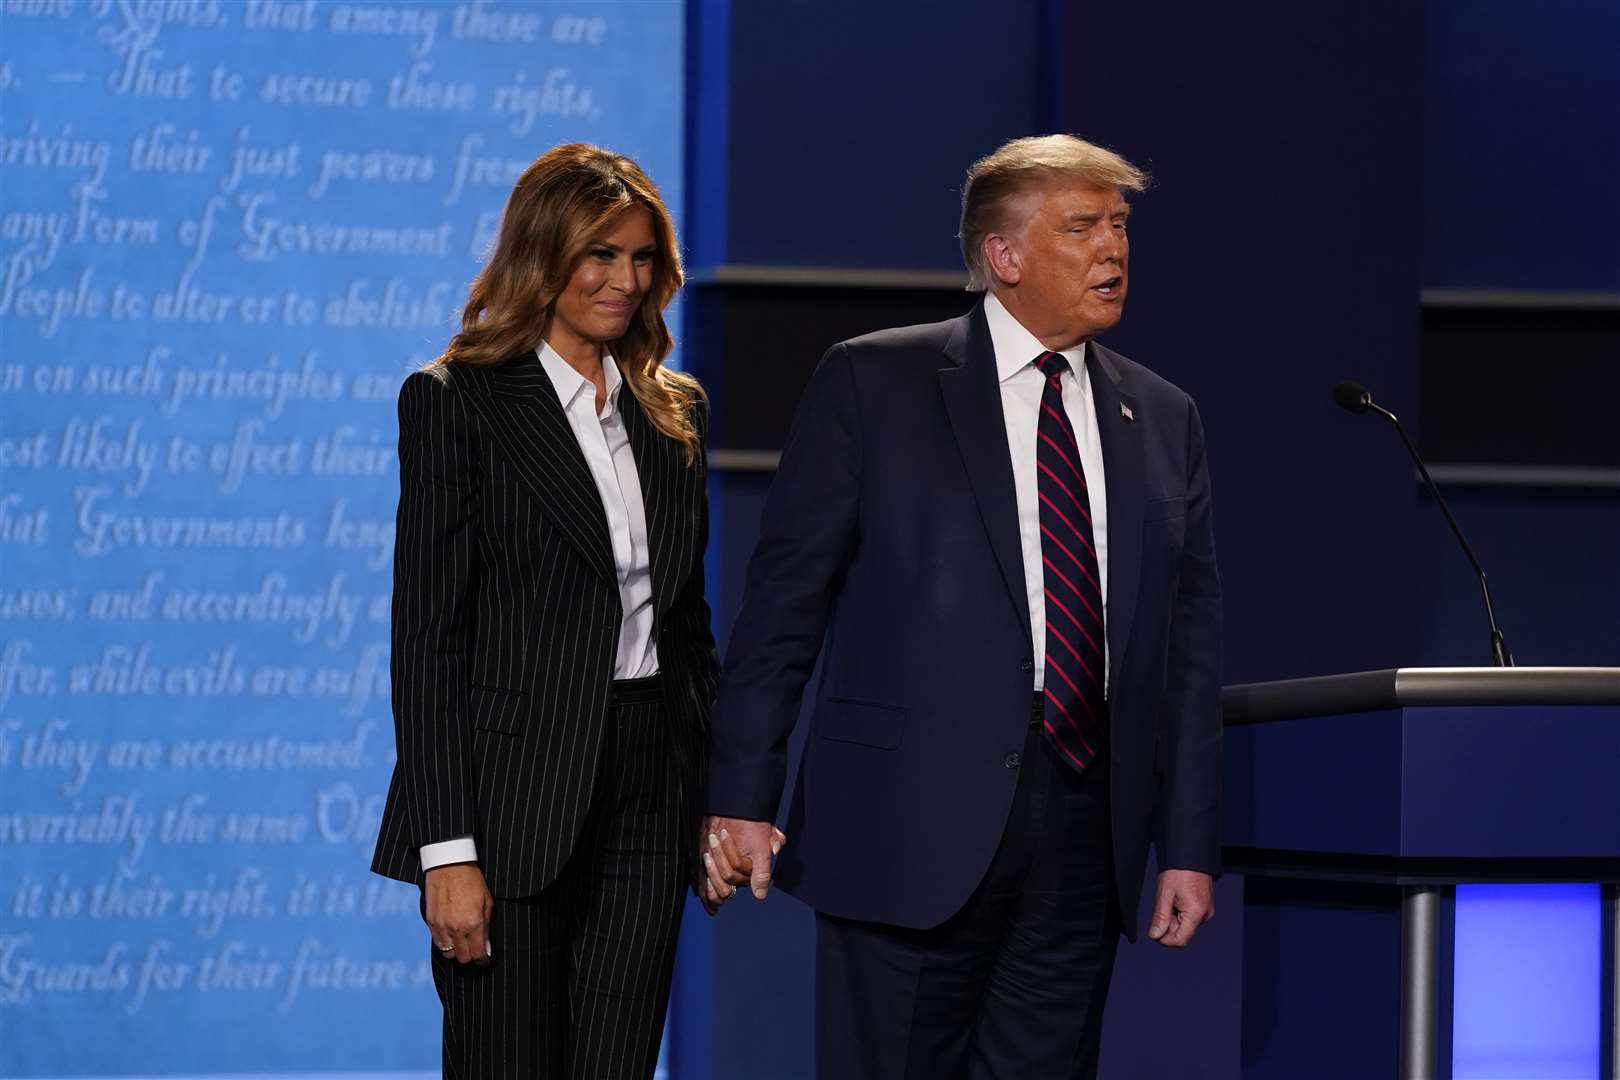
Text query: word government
238 195 451 261
74 486 305 558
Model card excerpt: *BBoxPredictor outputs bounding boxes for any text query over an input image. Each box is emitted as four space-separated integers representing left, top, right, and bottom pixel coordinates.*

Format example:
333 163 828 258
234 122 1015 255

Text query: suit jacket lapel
461 352 616 584
938 303 1034 648
619 387 692 624
1086 342 1145 691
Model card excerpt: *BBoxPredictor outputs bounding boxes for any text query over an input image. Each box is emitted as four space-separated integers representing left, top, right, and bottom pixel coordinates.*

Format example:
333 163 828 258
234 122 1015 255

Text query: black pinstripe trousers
431 678 688 1079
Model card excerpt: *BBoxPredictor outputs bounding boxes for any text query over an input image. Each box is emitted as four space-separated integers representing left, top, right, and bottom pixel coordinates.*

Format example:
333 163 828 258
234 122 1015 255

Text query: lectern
1223 667 1620 1080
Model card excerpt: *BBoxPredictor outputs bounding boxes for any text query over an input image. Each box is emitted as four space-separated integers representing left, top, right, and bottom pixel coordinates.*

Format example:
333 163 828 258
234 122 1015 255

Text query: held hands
425 863 494 964
699 815 787 913
1147 868 1215 947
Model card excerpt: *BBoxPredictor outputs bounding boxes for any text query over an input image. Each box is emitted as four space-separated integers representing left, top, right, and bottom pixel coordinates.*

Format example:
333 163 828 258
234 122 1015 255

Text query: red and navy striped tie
1034 350 1106 773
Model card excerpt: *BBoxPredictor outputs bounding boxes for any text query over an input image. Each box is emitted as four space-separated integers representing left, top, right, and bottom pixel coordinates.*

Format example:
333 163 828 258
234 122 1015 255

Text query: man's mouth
1089 277 1123 299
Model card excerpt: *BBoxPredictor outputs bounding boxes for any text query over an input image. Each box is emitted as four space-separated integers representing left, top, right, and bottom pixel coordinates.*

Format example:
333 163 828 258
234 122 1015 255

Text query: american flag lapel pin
1120 402 1135 422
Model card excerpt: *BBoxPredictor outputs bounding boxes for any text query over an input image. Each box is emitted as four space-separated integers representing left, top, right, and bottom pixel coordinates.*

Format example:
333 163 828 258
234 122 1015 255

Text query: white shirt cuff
419 836 478 871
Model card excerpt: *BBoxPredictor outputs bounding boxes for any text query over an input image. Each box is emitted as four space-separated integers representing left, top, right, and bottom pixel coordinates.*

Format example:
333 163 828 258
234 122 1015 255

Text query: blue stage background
0 3 682 1075
682 2 1619 1079
4 1 1617 1078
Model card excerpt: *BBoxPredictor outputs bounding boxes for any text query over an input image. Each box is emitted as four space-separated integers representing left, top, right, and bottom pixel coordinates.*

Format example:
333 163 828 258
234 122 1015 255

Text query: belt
609 674 664 707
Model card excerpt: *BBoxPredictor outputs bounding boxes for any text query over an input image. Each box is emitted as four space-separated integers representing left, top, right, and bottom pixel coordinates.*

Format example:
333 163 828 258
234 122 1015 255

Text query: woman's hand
425 863 494 964
700 816 787 909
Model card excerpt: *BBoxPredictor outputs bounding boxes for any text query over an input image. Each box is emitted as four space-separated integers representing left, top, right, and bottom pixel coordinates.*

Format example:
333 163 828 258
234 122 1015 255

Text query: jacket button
1020 658 1033 673
1004 753 1021 769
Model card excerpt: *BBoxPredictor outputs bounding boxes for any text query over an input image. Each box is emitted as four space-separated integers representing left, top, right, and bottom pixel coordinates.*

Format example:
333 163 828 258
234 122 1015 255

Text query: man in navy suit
702 135 1223 1078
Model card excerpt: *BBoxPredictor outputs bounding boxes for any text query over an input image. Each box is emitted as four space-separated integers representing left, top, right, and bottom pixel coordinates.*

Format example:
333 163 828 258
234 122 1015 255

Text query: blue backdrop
681 2 1619 1078
0 3 682 1074
5 1 1616 1078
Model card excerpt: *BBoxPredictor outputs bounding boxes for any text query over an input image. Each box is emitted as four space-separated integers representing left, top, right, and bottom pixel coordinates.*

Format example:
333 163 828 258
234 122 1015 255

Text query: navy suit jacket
707 301 1222 935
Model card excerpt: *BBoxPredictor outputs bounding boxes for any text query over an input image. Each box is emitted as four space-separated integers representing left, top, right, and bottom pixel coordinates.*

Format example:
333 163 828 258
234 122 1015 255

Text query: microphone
1333 381 1372 414
1333 381 1513 667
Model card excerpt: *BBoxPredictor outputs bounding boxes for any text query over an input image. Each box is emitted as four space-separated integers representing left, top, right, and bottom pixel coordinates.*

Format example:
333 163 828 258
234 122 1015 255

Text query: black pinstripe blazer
370 351 719 898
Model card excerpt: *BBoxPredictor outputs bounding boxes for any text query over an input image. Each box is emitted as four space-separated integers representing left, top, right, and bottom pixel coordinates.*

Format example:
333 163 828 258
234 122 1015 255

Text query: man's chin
1079 303 1125 336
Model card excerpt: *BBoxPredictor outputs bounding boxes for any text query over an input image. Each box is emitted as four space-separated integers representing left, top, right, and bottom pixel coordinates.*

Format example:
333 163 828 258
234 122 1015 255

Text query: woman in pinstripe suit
371 144 733 1078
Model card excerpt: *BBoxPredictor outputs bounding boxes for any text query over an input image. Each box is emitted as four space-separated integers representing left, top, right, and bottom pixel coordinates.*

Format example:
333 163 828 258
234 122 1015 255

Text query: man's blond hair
958 135 1148 291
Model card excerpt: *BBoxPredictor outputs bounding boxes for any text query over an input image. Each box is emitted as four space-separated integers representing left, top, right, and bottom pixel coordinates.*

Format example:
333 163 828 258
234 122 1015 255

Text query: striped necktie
1034 350 1106 772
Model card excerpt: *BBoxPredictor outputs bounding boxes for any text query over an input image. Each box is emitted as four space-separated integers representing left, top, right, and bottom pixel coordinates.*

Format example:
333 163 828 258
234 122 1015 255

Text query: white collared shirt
983 292 1110 695
420 342 658 873
535 342 659 681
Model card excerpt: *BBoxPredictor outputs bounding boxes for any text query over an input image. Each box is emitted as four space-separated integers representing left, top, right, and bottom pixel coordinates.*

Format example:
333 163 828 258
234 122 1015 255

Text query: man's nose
1098 228 1126 262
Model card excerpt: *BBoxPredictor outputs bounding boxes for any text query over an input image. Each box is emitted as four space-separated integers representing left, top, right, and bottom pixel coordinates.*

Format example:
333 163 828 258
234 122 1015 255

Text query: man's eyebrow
1059 205 1131 226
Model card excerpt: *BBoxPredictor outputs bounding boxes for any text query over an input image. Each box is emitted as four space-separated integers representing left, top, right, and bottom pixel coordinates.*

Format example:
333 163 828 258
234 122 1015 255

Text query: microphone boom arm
1364 399 1514 668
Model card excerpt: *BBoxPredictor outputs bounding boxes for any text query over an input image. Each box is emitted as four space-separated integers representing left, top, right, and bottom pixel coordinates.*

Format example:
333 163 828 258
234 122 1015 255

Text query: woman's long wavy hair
435 143 703 462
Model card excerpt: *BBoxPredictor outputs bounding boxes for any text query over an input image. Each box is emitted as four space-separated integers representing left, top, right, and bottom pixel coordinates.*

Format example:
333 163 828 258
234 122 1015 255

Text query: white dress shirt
983 292 1110 696
420 343 658 873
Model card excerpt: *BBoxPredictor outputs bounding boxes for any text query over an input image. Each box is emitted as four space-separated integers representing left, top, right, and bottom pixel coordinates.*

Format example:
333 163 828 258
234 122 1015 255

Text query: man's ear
984 233 1020 287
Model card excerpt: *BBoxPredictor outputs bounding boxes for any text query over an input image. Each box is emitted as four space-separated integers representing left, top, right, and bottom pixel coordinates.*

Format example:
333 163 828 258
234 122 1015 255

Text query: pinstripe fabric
371 351 717 904
372 351 717 1077
429 694 687 1080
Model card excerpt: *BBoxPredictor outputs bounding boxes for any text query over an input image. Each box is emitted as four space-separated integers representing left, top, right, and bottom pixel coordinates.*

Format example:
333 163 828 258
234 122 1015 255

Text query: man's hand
1147 868 1214 947
425 863 493 964
700 815 786 907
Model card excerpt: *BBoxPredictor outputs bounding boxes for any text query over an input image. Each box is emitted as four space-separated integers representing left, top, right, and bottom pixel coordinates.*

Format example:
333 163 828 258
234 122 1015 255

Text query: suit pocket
1144 495 1186 522
468 684 526 735
816 697 907 750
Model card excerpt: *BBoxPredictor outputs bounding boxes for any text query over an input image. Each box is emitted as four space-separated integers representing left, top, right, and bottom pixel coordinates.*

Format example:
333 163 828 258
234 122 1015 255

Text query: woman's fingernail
703 852 713 867
772 842 782 855
708 833 720 848
719 829 730 841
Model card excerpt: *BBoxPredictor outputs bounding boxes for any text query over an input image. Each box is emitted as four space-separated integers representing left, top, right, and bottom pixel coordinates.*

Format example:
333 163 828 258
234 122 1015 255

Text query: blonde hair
437 143 704 462
958 135 1148 291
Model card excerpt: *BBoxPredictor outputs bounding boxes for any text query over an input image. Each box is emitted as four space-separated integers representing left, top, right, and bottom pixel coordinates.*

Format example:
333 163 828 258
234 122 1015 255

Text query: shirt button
1004 753 1021 769
1020 658 1033 673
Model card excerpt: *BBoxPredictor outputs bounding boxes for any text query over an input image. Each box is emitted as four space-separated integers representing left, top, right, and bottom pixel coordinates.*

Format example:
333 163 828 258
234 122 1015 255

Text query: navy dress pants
815 700 1121 1080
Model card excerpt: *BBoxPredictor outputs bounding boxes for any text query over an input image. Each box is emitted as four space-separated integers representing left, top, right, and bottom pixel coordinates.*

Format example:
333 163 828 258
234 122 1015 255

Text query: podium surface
1221 667 1620 1080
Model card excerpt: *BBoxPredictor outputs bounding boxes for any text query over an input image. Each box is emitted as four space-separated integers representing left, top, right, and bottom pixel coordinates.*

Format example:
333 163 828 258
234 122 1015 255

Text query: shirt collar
982 291 1088 385
537 341 623 418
